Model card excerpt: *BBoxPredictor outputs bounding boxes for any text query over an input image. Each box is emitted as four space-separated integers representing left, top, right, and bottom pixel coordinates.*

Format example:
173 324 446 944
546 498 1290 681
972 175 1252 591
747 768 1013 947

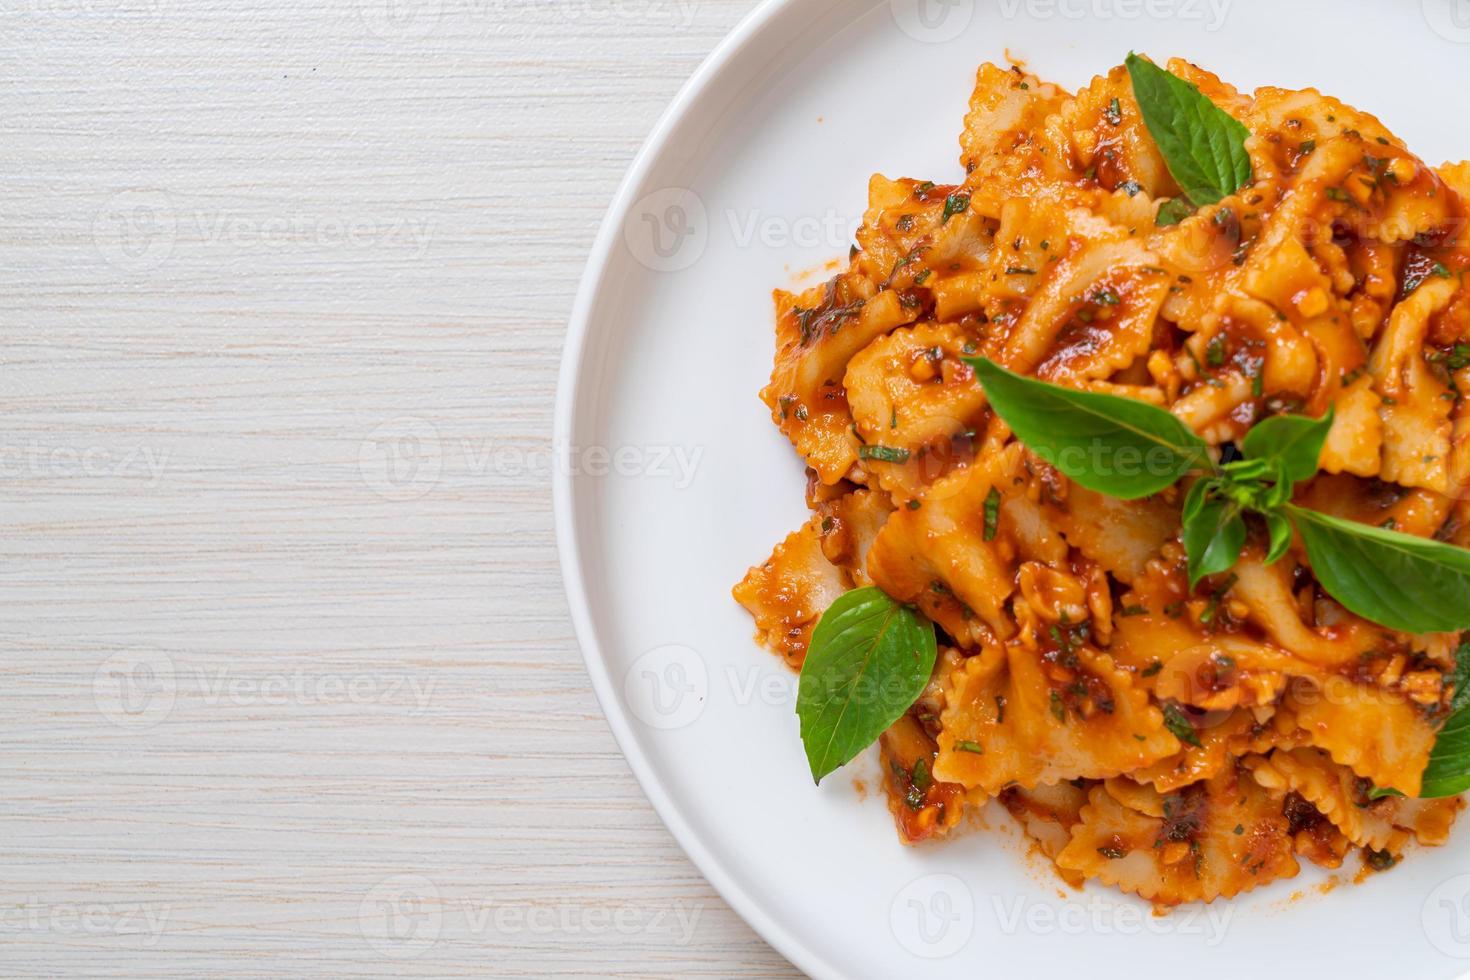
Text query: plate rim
552 1 839 976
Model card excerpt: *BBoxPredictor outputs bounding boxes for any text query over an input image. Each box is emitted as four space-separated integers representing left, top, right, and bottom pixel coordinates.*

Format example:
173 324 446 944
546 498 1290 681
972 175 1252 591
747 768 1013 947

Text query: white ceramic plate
555 1 1470 975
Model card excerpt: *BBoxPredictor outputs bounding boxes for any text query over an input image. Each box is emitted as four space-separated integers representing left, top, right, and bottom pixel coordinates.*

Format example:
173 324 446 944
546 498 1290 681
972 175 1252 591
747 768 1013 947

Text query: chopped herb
942 193 971 224
1142 660 1163 678
1094 287 1121 306
1233 824 1244 835
1162 702 1203 748
1156 197 1194 226
1118 180 1143 197
1050 690 1066 723
1121 605 1149 618
1006 266 1038 276
915 181 935 195
954 740 985 755
1205 334 1226 367
914 269 932 285
983 487 1002 541
1098 845 1128 860
1250 361 1265 397
1299 139 1317 156
906 499 922 511
896 214 915 232
1364 847 1398 872
995 695 1006 724
1104 97 1122 126
1430 344 1470 371
911 757 932 791
1325 186 1351 203
858 445 911 464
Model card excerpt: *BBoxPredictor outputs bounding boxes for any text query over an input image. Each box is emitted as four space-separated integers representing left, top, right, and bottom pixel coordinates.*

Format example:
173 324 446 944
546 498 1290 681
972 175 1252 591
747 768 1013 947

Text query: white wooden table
1 1 799 974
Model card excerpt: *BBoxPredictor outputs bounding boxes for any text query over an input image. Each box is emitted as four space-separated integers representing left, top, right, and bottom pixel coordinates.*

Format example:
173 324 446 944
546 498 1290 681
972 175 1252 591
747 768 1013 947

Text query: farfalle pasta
733 56 1470 905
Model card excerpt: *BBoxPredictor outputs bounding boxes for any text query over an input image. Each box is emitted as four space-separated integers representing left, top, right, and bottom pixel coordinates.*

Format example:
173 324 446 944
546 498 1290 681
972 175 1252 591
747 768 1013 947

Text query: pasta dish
733 55 1470 906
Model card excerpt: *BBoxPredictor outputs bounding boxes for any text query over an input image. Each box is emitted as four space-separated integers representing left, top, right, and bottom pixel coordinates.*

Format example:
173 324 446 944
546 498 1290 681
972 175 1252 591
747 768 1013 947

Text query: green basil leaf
797 587 937 784
1240 408 1335 484
1287 506 1470 634
966 357 1211 499
1181 476 1216 527
1262 459 1295 510
1422 643 1470 798
1264 510 1294 564
1221 458 1272 482
1126 53 1252 206
1183 500 1246 587
1421 705 1470 798
1367 786 1406 800
1447 641 1470 715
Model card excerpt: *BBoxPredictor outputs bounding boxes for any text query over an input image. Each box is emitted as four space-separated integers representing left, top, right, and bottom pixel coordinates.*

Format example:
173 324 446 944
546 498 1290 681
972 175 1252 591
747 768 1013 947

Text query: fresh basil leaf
1287 506 1470 634
1422 643 1470 798
1264 510 1294 564
1421 705 1470 798
1181 476 1216 527
1221 457 1273 483
1126 53 1252 206
1183 500 1246 587
966 357 1210 499
1447 641 1470 715
1261 459 1295 510
1240 408 1335 484
1367 786 1406 800
1155 197 1195 226
797 587 937 784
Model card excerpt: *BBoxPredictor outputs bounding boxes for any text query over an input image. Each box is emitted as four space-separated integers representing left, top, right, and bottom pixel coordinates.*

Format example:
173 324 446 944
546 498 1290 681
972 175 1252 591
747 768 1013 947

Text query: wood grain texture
0 0 799 975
